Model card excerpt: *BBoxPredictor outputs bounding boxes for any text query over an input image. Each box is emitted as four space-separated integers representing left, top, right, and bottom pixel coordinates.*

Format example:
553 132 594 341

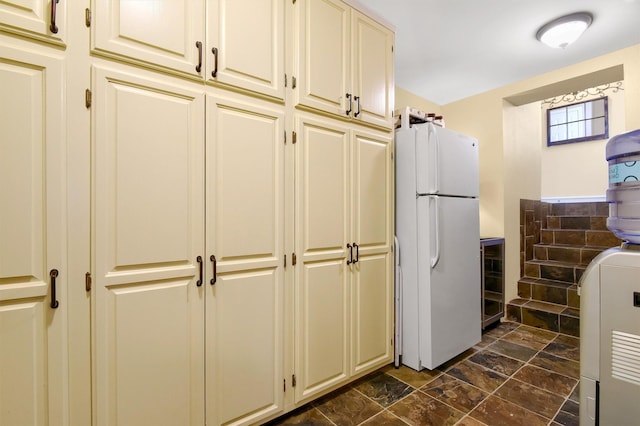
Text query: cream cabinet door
351 11 394 128
207 0 285 100
92 0 205 77
92 66 205 426
350 129 393 374
0 0 66 45
294 114 351 403
206 93 285 426
0 40 67 426
294 0 350 117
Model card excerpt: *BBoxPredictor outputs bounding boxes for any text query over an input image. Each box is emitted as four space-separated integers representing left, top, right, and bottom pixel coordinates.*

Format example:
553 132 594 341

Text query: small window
546 97 608 146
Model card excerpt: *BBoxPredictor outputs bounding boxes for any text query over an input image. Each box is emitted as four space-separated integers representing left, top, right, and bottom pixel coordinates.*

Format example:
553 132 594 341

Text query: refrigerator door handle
430 196 441 268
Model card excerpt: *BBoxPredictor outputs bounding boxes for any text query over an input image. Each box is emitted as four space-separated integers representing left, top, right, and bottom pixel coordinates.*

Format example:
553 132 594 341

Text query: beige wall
395 86 441 115
442 43 640 307
398 44 640 306
540 85 626 200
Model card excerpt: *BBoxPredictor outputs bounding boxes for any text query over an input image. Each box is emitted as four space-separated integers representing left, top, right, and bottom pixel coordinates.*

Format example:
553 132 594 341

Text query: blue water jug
606 129 640 244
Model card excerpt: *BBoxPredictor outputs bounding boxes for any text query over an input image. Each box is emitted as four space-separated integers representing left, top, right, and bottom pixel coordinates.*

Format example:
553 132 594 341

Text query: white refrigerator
395 121 481 371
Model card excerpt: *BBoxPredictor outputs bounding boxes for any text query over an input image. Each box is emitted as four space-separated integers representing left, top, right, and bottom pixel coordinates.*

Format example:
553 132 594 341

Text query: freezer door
417 195 481 369
415 123 479 198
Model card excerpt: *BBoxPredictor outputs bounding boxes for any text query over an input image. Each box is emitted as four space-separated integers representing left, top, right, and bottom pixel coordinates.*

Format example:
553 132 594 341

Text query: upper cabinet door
92 0 205 77
0 40 67 426
351 10 394 129
207 0 285 100
295 0 394 128
294 0 350 117
0 0 66 45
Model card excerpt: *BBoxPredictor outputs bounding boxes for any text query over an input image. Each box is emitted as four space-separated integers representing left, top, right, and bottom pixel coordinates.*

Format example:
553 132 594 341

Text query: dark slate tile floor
267 321 580 426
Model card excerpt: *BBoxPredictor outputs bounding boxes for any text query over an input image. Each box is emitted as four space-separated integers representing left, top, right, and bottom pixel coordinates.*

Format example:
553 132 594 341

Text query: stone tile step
517 277 580 308
506 298 579 337
533 244 604 266
549 201 609 217
524 259 586 285
546 215 608 231
541 228 623 249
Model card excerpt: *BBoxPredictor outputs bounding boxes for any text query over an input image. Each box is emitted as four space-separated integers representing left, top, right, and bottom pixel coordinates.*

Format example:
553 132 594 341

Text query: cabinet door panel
93 0 204 76
295 0 349 116
0 0 65 45
207 95 284 272
206 94 285 425
208 270 283 425
352 11 393 128
296 260 349 401
297 116 350 257
208 0 284 99
351 253 392 374
104 280 198 426
93 66 205 426
352 131 391 250
0 42 66 426
295 115 350 402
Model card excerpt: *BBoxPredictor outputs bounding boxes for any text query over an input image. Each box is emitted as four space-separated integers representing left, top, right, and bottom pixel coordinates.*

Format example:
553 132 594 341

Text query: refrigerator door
416 194 481 370
415 123 479 198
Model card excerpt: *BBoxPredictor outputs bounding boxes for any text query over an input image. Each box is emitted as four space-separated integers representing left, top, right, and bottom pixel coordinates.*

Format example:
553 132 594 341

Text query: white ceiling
357 0 640 105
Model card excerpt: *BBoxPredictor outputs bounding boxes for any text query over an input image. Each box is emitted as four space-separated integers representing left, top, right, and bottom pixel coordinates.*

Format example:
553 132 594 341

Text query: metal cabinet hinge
85 8 91 27
292 374 297 387
283 378 286 392
292 131 297 144
85 89 92 108
284 254 287 267
292 76 297 89
391 152 394 160
284 131 287 145
85 272 92 291
292 252 297 266
284 74 287 88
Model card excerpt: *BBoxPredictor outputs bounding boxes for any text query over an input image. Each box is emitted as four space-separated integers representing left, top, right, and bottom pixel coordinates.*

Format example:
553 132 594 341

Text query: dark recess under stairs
507 201 622 337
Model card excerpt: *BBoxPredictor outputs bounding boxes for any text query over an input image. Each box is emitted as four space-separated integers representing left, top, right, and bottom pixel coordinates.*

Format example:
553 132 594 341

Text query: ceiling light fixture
536 12 593 49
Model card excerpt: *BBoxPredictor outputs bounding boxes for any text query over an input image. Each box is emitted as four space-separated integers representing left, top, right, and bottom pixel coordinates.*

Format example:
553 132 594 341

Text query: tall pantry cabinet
0 0 394 425
0 2 71 426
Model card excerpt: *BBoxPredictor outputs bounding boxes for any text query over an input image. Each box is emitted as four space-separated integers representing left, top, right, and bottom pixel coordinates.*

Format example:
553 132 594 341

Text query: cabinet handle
210 255 217 285
346 243 353 265
50 0 60 34
354 243 359 263
211 47 219 78
354 96 361 117
196 256 203 286
345 93 352 116
50 269 59 309
195 41 203 73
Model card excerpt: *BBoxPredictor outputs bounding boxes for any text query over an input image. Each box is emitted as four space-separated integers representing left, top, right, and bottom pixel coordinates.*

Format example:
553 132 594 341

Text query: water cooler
580 129 640 425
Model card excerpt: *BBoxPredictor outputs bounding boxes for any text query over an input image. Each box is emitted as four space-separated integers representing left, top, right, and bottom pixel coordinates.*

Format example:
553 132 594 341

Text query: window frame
546 96 609 146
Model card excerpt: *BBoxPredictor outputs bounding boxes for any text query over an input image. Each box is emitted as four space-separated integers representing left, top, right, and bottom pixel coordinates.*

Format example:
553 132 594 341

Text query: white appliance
395 113 481 371
580 244 640 425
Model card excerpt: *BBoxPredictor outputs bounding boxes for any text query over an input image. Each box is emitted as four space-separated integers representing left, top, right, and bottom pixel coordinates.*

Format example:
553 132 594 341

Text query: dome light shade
536 12 593 49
